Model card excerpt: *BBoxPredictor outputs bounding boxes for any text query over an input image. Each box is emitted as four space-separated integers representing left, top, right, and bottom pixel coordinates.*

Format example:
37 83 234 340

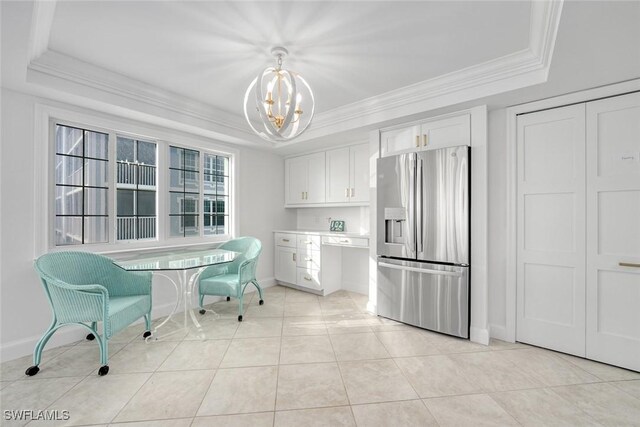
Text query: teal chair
28 251 152 377
198 237 263 321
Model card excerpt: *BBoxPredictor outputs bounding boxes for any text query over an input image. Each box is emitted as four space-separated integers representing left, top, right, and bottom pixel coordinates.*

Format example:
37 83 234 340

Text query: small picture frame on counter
329 220 345 232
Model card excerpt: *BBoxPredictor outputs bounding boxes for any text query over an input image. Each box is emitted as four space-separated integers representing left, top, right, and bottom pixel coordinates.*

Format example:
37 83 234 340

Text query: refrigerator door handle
416 158 424 255
378 262 463 277
406 154 417 258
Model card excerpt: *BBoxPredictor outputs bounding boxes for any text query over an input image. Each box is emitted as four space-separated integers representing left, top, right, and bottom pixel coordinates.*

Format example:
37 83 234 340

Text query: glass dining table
113 248 239 340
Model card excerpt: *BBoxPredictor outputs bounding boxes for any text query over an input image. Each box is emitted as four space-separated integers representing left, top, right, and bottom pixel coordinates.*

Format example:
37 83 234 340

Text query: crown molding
25 0 563 148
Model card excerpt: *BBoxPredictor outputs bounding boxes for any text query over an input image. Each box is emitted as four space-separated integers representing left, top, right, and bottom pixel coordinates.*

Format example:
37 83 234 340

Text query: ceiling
48 1 530 117
2 1 639 152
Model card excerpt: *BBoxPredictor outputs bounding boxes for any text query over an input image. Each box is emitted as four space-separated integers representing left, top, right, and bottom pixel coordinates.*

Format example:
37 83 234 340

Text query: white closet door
516 104 586 356
586 92 640 371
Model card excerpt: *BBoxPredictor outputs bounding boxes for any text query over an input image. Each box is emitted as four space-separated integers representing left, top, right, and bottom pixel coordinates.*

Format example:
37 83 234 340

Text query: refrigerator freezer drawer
377 258 469 338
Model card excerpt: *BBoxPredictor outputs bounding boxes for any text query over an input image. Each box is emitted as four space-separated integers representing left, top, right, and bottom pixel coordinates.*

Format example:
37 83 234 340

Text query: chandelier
243 47 315 142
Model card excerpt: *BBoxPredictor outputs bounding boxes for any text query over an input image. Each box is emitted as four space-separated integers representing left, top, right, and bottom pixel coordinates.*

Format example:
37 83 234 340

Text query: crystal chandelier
243 47 315 142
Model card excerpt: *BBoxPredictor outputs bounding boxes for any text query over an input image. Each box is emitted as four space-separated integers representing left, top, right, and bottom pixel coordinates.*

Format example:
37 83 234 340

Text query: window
116 137 157 240
169 147 231 238
203 154 230 235
54 124 109 245
49 117 233 249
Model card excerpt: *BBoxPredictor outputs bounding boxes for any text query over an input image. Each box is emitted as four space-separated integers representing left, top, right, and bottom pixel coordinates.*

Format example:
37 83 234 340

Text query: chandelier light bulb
243 47 315 142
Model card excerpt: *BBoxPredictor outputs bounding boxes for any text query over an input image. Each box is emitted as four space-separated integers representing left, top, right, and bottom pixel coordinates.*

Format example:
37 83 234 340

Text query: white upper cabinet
285 152 326 205
380 114 471 157
349 143 369 203
326 147 350 203
325 144 369 204
286 144 369 207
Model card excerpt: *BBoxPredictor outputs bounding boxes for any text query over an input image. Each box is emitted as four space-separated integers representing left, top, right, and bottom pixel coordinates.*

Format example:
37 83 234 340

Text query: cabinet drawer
297 234 321 251
321 236 369 248
275 233 297 247
296 249 321 270
297 268 322 291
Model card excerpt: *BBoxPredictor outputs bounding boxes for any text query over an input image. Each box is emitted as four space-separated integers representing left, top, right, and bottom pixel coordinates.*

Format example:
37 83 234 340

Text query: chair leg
252 280 264 305
26 320 59 376
86 322 97 340
97 323 109 376
143 313 152 339
237 292 244 322
198 294 206 315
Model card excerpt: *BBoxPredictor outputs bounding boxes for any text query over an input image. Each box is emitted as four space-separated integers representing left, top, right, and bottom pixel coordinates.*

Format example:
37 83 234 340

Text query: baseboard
470 326 490 345
0 278 277 362
366 301 377 315
489 324 511 342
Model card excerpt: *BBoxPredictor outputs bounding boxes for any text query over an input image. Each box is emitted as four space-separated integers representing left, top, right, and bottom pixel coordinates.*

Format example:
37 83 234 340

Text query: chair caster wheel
143 331 151 339
226 296 231 301
259 299 264 305
25 365 39 376
98 365 109 376
238 315 243 322
86 333 95 341
199 309 206 315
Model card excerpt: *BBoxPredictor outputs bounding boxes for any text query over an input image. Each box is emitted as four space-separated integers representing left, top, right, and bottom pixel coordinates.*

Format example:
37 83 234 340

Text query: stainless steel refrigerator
377 145 470 338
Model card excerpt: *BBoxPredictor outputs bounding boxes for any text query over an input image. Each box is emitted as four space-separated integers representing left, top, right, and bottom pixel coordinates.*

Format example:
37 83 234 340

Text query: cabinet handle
619 262 640 268
293 253 296 261
304 276 312 281
345 188 349 197
282 239 290 242
304 257 312 261
340 239 350 243
415 135 420 147
305 240 312 245
301 191 304 200
351 188 355 197
423 134 428 146
305 191 308 200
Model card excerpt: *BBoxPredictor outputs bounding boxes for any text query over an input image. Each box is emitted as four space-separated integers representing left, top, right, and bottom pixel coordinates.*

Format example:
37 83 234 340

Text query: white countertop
274 229 370 239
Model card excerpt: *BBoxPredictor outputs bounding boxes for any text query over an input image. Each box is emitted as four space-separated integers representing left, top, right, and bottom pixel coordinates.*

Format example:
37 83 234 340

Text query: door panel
380 125 420 157
350 144 370 203
286 157 307 204
377 258 469 338
306 152 326 203
416 146 470 264
420 114 471 150
516 104 586 356
326 147 350 203
586 92 640 371
275 246 297 284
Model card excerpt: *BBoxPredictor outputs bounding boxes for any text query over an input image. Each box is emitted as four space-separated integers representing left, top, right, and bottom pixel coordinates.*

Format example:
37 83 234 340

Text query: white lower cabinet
274 246 297 285
274 231 370 295
296 268 322 291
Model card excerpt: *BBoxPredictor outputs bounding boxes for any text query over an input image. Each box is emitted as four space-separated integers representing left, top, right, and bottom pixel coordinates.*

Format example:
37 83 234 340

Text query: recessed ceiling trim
27 0 56 62
289 0 564 144
25 0 563 149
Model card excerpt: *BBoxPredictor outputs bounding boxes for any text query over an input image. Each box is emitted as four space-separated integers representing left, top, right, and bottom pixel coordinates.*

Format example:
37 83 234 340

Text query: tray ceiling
47 1 531 116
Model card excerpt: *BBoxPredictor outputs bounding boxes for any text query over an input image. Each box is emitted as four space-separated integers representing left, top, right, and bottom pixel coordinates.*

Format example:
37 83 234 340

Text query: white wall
0 88 294 361
296 206 370 234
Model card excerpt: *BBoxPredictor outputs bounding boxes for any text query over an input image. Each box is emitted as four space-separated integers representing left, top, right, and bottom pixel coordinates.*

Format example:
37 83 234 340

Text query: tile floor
1 285 639 426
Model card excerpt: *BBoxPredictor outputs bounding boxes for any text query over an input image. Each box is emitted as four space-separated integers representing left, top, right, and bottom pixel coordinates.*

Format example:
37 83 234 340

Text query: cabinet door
305 152 326 203
585 92 640 372
286 156 308 204
325 147 350 203
380 125 420 157
275 246 297 284
420 114 470 150
349 143 369 203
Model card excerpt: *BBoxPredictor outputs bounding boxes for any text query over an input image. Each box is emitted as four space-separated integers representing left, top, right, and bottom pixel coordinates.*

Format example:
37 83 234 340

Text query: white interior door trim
502 79 640 342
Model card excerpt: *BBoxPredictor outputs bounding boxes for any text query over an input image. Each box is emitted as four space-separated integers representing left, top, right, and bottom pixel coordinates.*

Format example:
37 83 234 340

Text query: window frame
36 104 238 256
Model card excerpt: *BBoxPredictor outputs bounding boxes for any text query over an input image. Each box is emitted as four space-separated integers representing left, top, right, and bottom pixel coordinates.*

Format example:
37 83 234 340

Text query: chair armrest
105 267 152 297
238 259 258 284
199 264 229 281
44 278 109 327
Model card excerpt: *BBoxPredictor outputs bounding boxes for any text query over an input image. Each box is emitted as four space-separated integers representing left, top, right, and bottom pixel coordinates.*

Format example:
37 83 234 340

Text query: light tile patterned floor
1 285 639 426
